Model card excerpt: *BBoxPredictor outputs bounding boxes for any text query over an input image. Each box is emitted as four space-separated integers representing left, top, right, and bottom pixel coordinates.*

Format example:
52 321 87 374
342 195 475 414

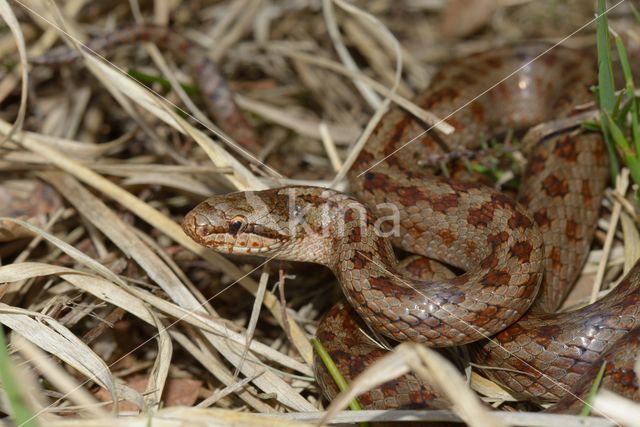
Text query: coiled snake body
183 45 640 410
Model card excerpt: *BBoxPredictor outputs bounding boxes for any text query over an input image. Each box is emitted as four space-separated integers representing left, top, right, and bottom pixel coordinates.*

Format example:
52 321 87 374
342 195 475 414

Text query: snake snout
182 211 213 241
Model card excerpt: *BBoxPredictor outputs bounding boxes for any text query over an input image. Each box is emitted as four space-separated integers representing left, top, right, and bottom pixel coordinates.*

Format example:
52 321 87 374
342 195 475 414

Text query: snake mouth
182 211 286 254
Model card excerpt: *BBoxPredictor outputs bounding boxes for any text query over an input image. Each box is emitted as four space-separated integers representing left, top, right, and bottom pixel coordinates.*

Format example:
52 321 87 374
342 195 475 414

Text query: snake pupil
228 216 246 235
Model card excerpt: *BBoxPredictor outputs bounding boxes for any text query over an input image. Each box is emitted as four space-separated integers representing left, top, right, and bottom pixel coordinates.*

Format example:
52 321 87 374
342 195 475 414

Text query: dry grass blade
591 169 629 303
235 95 360 145
142 309 171 412
0 302 124 409
0 260 292 412
125 287 313 376
79 48 272 187
13 335 108 418
0 217 126 286
323 0 382 109
469 371 518 403
0 124 312 364
593 390 640 427
3 260 314 402
16 407 314 427
0 0 28 146
270 409 617 426
268 46 455 135
39 172 313 411
1 0 639 423
320 343 506 427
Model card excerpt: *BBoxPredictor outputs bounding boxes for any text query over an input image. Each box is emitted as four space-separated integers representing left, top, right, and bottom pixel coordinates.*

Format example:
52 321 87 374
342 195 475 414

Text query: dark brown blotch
508 211 533 229
549 246 562 269
553 135 578 162
533 208 550 228
491 193 516 209
363 172 396 193
487 231 509 248
428 193 459 213
526 153 547 174
397 186 428 206
437 228 457 246
565 220 579 241
510 241 534 263
542 174 569 197
467 204 494 227
481 270 512 286
464 239 477 258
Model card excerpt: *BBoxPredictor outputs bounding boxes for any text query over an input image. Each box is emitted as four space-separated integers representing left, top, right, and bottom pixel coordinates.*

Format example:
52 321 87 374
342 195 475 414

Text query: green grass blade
0 327 39 427
596 0 620 180
631 2 640 23
614 35 640 154
596 0 615 113
615 35 635 89
580 361 607 416
311 337 369 426
606 113 640 185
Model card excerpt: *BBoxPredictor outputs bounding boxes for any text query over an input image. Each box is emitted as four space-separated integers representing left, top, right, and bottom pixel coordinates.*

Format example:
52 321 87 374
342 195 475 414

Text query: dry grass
0 0 639 426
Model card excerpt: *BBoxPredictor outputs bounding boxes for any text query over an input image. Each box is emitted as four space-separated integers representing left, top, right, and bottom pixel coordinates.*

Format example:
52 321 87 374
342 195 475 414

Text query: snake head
182 186 352 265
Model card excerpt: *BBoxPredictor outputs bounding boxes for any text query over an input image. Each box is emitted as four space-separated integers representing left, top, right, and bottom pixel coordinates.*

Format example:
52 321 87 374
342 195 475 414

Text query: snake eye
228 215 247 236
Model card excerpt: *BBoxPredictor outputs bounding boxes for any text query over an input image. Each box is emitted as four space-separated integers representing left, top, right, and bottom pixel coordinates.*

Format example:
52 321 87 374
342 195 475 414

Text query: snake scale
182 44 640 411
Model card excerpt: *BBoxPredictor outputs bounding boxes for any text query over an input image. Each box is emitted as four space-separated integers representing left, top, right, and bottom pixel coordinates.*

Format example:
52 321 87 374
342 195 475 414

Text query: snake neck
324 200 399 274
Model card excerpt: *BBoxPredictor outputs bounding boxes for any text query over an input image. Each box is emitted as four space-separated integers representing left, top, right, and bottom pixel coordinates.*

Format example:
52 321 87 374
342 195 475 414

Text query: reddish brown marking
527 153 547 174
363 172 396 193
491 193 517 209
449 180 482 192
481 270 512 286
508 211 533 229
350 225 362 243
518 193 531 207
487 231 509 248
510 241 534 263
481 305 498 317
438 229 457 246
533 208 550 228
344 210 356 222
467 204 494 227
447 291 466 304
352 150 375 170
565 220 579 241
549 246 562 270
519 274 540 299
495 323 525 343
397 186 429 206
553 135 578 162
389 116 411 143
582 180 593 204
464 239 477 258
533 324 563 346
542 174 569 197
353 252 368 269
427 193 459 213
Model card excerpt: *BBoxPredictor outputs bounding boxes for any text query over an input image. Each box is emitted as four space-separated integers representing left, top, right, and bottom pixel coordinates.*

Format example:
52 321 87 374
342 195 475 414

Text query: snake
180 44 640 410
